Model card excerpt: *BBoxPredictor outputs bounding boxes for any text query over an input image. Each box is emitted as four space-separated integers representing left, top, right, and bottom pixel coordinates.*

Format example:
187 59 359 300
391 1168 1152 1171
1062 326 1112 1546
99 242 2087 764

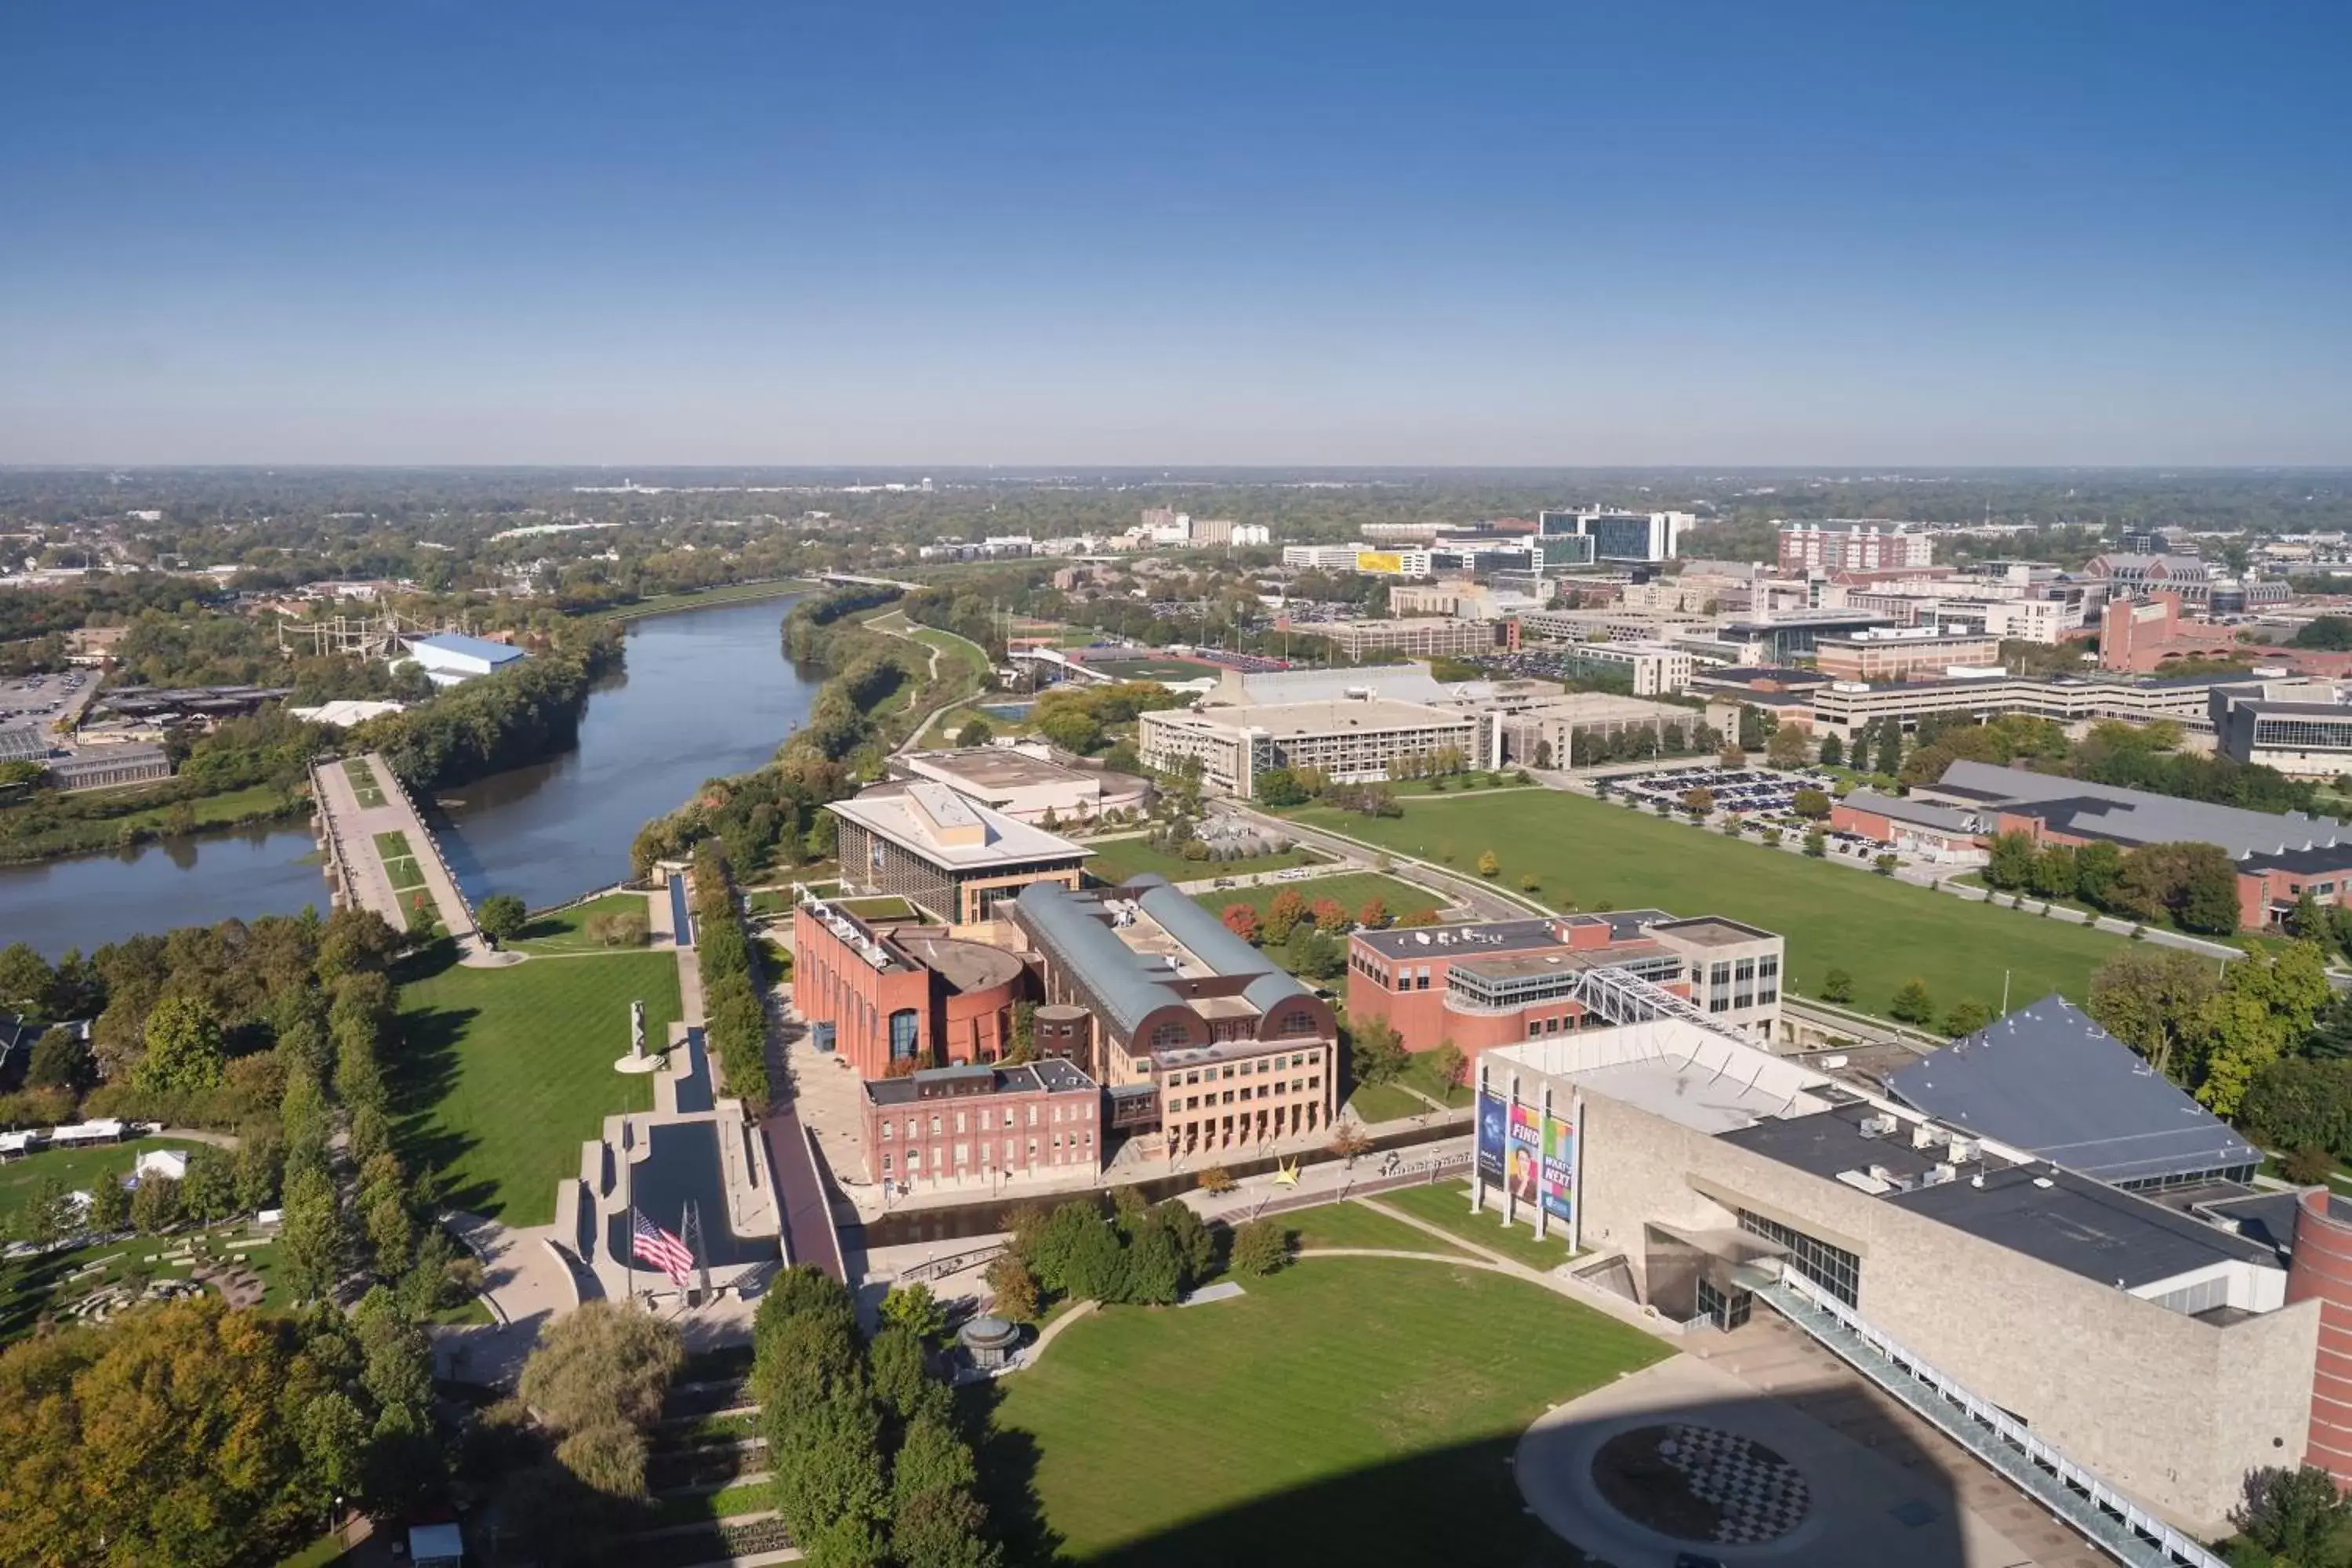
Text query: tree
88 1166 132 1232
2230 1465 2352 1564
878 1283 950 1345
1717 743 1745 768
136 995 226 1094
0 943 53 1014
2030 844 2078 901
1820 968 1854 1004
1124 1221 1182 1305
475 893 528 944
985 1254 1040 1321
1350 1015 1407 1087
1678 787 1714 820
1942 1000 1994 1038
1985 830 2038 890
1889 978 1934 1025
1155 1200 1216 1287
25 1025 92 1093
1790 787 1831 820
1254 768 1308 808
2176 845 2245 935
277 1164 347 1304
1475 848 1501 877
2308 993 2352 1062
1802 828 1828 858
1196 1165 1236 1195
1430 1041 1467 1097
1766 727 1809 770
182 1146 238 1222
1330 1121 1373 1163
1356 897 1388 929
866 1324 938 1429
2074 840 2125 907
2089 947 2220 1080
1263 889 1307 944
954 717 994 748
518 1301 685 1504
1230 1218 1291 1277
1818 732 1845 767
1871 852 1899 876
1310 898 1349 935
1873 723 1903 779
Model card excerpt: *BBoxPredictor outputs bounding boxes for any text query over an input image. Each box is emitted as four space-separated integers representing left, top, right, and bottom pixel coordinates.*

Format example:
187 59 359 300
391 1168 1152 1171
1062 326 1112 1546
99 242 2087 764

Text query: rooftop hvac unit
1910 1121 1940 1149
1947 1135 1978 1164
1922 1163 1958 1187
1414 931 1432 946
1858 1112 1898 1139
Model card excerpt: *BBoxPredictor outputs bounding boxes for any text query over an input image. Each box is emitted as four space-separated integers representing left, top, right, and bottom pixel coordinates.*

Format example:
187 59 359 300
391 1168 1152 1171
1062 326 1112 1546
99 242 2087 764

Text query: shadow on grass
390 942 495 1214
967 1378 1976 1568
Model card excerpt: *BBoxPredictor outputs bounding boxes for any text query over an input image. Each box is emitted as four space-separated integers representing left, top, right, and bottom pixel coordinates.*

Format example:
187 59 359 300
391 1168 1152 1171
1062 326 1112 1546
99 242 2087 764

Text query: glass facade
888 1009 921 1062
2253 717 2352 752
1738 1208 1860 1307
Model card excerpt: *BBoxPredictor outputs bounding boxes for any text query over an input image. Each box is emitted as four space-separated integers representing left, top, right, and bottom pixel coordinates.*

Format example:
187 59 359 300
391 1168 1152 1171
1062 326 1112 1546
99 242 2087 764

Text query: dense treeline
752 1266 1001 1568
691 841 771 1111
1981 833 2248 935
0 903 469 1566
1885 713 2325 815
359 651 607 790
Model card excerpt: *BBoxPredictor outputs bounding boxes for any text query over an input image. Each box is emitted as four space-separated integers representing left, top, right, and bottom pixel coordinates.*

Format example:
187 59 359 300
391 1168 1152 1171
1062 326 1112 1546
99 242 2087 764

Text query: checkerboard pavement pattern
1657 1424 1812 1544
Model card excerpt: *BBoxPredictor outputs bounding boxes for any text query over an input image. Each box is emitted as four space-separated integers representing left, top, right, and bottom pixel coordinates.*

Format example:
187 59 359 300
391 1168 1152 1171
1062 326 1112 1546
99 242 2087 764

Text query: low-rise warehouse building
398 631 526 687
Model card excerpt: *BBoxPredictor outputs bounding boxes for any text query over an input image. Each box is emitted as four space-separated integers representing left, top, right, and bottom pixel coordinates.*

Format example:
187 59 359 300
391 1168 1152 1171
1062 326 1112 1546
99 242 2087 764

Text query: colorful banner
1541 1112 1575 1224
1475 1091 1507 1182
1355 550 1405 575
1507 1102 1542 1207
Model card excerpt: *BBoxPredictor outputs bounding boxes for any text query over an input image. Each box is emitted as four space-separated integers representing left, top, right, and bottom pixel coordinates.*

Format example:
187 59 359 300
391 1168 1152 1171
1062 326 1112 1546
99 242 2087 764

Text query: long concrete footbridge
310 752 480 951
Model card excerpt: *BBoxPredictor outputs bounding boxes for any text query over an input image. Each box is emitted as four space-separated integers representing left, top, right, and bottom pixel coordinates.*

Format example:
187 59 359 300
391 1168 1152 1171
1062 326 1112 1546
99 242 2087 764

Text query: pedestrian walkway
311 752 482 956
431 1209 587 1385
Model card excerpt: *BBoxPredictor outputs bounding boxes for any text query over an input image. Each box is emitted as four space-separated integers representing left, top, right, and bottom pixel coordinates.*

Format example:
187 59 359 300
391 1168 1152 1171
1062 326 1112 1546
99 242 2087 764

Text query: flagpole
623 1126 633 1305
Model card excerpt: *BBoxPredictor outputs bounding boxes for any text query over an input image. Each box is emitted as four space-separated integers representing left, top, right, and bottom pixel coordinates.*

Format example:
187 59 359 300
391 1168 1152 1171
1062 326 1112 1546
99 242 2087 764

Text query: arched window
889 1009 921 1062
1279 1009 1316 1036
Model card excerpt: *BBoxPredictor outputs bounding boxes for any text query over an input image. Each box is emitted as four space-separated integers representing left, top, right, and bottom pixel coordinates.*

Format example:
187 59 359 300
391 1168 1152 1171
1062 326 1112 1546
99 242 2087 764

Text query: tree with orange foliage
1221 903 1261 943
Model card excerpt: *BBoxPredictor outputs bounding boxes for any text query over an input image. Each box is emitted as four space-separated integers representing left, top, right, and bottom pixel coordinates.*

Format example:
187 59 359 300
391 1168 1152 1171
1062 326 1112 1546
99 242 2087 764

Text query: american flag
630 1207 695 1287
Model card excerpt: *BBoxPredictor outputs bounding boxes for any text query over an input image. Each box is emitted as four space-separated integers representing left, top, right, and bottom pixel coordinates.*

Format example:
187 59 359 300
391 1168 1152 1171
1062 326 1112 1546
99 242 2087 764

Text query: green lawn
1086 837 1321 886
1082 656 1210 681
1192 873 1447 927
982 1255 1662 1565
1399 1051 1472 1109
1283 1198 1472 1255
0 1137 181 1231
838 895 914 920
343 757 387 808
908 625 990 689
1293 792 2128 1024
2 1219 289 1344
392 942 682 1223
372 829 427 891
513 891 656 953
1345 1081 1428 1124
1377 1179 1578 1272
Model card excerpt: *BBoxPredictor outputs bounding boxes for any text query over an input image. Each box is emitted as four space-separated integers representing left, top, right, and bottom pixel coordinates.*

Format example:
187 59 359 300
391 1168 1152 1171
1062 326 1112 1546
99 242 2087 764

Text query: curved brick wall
2289 1189 2352 1482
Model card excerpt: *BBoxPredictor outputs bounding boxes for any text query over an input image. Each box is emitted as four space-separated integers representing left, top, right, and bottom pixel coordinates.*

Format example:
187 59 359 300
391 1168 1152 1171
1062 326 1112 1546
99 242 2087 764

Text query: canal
0 594 820 956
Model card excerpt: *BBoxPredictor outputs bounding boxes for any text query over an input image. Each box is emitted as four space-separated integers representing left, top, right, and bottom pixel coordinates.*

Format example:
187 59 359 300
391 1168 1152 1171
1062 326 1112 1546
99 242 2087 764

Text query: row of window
879 1100 1094 1140
1737 1209 1860 1308
1167 1051 1318 1087
880 1128 1095 1175
1171 1076 1319 1112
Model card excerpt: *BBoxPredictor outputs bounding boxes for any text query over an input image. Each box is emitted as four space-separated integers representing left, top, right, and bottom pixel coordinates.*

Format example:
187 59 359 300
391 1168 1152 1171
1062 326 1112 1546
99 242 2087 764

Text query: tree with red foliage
1221 903 1261 944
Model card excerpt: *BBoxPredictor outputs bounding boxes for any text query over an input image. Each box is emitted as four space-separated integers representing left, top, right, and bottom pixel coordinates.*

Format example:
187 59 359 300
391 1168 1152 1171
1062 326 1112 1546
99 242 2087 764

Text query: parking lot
0 670 95 740
1606 763 1835 816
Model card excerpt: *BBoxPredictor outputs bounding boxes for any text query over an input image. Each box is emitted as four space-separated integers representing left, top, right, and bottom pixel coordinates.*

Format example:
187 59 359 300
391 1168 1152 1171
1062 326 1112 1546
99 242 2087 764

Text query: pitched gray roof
1841 789 1980 835
1932 759 2348 860
1887 996 2258 1186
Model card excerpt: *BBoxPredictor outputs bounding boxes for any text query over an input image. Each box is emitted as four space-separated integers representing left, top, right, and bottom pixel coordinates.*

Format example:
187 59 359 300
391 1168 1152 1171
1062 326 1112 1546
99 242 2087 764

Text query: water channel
0 594 820 957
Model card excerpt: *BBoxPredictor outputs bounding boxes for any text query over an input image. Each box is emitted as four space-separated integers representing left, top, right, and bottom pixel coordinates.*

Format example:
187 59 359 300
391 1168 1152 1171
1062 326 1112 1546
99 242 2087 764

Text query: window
881 1152 894 1173
906 1149 922 1168
881 1120 894 1139
954 1112 967 1134
1738 1210 1860 1307
888 1009 921 1062
929 1114 942 1135
1279 1009 1316 1035
1152 1022 1189 1050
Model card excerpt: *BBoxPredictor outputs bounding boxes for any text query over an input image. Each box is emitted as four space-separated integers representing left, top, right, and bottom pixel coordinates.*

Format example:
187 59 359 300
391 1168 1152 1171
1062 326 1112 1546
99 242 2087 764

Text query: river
0 595 819 958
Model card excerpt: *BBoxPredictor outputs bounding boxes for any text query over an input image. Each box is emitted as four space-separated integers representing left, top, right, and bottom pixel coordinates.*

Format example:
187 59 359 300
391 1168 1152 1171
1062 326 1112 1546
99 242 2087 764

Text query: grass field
839 895 914 920
1080 656 1212 681
1399 1051 1472 1108
1377 1179 1577 1272
392 942 681 1223
1344 1080 1430 1123
1292 792 2127 1022
1084 837 1321 885
343 757 387 808
372 829 427 891
981 1255 1662 1565
0 1137 181 1231
1284 1197 1472 1254
513 891 655 953
1193 873 1448 927
2 1219 289 1343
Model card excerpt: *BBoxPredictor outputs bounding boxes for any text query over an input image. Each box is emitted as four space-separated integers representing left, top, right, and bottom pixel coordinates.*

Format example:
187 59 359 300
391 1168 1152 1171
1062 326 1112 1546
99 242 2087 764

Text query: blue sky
2 1 2347 466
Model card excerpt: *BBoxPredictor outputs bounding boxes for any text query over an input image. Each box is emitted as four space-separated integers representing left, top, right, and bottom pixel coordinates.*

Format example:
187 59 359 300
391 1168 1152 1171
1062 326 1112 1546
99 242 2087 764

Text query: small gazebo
957 1313 1021 1370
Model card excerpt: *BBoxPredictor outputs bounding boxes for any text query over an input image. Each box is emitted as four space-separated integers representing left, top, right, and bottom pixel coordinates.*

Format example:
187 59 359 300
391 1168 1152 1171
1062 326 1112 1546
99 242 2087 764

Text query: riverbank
582 577 819 623
0 778 310 867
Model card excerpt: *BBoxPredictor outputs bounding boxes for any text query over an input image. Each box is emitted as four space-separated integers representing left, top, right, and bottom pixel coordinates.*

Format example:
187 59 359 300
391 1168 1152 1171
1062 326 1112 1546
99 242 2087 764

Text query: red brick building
862 1059 1102 1192
1345 911 1784 1052
792 895 1029 1078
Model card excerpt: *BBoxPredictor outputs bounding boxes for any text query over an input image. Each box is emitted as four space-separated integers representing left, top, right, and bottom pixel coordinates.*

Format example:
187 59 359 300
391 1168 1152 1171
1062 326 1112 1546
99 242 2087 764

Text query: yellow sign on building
1355 550 1405 575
